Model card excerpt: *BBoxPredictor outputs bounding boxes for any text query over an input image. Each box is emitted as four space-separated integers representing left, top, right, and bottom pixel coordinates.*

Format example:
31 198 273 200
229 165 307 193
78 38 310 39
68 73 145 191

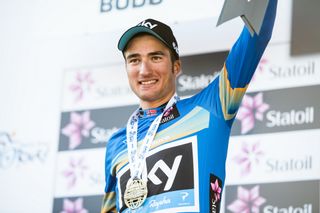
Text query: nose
139 60 152 76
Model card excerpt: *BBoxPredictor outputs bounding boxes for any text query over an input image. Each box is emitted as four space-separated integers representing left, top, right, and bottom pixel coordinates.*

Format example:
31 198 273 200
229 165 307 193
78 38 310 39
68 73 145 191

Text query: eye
152 56 162 62
128 58 140 65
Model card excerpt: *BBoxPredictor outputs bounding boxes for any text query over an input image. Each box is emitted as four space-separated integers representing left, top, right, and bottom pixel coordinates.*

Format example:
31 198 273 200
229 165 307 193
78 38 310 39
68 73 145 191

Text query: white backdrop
0 0 318 212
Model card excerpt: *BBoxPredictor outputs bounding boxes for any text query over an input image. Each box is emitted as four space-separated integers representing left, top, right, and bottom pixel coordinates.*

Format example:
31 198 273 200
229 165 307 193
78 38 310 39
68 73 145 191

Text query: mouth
139 79 158 85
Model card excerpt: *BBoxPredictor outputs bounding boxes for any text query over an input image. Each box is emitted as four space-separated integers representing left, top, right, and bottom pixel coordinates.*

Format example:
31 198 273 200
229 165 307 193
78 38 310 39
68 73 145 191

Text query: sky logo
138 20 158 29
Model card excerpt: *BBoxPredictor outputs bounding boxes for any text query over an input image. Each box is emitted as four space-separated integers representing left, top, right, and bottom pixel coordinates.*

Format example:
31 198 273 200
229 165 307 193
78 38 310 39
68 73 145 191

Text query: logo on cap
172 42 179 55
138 20 158 29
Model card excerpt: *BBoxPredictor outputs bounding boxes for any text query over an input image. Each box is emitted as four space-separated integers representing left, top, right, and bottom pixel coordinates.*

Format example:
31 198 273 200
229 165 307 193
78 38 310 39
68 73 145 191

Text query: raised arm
219 0 277 122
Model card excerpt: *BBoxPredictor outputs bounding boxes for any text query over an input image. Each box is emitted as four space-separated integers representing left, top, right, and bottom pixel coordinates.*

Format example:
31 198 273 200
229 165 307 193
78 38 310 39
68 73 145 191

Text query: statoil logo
91 127 118 144
61 111 96 150
69 71 95 103
264 204 312 213
254 58 316 81
227 186 266 212
266 155 312 173
232 140 314 176
232 141 264 176
268 61 316 79
226 184 315 213
236 92 269 134
236 91 316 134
178 73 216 92
60 198 88 213
266 107 314 128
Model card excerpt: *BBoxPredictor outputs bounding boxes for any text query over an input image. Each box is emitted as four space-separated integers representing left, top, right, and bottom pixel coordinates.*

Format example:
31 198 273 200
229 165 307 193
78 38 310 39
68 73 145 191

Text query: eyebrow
149 51 165 57
125 51 165 60
125 53 140 61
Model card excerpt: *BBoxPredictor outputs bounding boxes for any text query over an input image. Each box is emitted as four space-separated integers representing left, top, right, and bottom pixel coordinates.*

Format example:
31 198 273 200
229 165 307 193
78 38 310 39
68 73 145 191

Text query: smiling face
124 34 181 109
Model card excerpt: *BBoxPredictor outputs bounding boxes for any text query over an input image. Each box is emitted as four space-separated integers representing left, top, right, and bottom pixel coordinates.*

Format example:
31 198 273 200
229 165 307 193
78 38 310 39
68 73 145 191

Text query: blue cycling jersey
102 1 277 212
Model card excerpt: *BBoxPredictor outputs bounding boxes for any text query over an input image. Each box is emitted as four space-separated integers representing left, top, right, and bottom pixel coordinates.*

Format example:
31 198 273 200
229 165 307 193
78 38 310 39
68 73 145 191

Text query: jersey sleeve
219 0 277 123
101 142 117 213
101 191 117 213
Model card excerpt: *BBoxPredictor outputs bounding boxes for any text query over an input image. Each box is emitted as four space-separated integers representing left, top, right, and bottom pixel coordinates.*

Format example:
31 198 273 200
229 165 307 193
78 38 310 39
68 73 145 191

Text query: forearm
218 0 277 122
225 0 278 88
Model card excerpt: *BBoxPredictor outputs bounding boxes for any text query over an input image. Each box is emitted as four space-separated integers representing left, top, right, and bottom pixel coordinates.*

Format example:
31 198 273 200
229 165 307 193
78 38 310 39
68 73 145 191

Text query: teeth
141 80 156 85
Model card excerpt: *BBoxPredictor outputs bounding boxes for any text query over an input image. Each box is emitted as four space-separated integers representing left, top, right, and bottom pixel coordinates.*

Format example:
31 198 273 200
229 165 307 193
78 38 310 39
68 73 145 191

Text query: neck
140 99 169 110
140 92 176 110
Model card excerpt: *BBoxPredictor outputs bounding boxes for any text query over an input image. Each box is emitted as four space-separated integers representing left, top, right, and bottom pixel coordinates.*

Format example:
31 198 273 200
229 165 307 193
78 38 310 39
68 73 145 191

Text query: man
102 1 277 212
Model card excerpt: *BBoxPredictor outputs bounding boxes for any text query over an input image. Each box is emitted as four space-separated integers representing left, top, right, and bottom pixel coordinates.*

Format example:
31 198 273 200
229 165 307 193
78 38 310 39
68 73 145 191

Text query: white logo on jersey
181 192 189 201
138 20 158 29
148 155 182 191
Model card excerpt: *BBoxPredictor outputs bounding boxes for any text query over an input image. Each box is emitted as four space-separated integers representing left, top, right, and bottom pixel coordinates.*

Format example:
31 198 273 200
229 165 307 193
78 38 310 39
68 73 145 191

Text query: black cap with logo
118 18 179 59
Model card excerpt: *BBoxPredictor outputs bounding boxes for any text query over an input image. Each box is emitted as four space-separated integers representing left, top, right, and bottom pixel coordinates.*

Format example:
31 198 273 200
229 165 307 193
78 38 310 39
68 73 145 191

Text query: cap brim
118 26 168 51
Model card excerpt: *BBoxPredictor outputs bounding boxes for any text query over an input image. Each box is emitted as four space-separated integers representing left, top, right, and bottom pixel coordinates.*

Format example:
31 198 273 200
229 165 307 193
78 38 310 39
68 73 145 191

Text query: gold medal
124 178 148 210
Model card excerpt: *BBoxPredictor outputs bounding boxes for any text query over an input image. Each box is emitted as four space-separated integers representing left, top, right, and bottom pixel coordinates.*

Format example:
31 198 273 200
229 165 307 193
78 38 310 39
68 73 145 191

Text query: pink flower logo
233 142 264 176
60 198 88 213
211 179 222 202
62 157 88 189
62 111 95 149
236 93 269 134
258 58 268 73
69 71 94 102
227 185 266 213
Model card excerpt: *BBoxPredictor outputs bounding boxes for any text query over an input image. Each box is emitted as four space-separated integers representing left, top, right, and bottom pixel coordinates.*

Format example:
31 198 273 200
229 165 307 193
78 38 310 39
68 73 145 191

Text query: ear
173 60 181 76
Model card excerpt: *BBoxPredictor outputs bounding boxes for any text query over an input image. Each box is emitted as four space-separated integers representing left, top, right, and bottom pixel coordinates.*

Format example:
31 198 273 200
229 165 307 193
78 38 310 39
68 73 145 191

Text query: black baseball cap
118 18 179 59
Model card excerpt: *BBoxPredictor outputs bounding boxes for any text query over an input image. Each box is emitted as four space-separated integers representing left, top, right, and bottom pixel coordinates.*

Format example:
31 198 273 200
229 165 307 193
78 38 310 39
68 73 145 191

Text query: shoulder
106 127 126 152
178 75 220 105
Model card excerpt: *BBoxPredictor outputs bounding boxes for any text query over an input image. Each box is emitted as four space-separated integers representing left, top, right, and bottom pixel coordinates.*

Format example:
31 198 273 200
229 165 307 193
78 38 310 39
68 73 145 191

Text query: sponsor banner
177 43 320 97
61 50 228 110
59 105 137 151
53 195 103 213
232 84 320 135
175 43 320 98
249 43 320 92
54 148 105 197
226 130 320 185
116 136 199 212
177 51 228 97
100 0 221 20
60 44 320 112
47 0 221 35
224 180 320 213
61 64 138 111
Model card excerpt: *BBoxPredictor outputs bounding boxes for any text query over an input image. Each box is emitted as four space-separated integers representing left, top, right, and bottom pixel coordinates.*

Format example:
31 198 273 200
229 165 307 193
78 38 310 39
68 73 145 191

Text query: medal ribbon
126 94 179 179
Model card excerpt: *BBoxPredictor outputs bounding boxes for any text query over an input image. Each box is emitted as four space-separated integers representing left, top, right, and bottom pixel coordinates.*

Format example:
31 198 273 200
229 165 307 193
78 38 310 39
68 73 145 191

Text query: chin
139 95 158 102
